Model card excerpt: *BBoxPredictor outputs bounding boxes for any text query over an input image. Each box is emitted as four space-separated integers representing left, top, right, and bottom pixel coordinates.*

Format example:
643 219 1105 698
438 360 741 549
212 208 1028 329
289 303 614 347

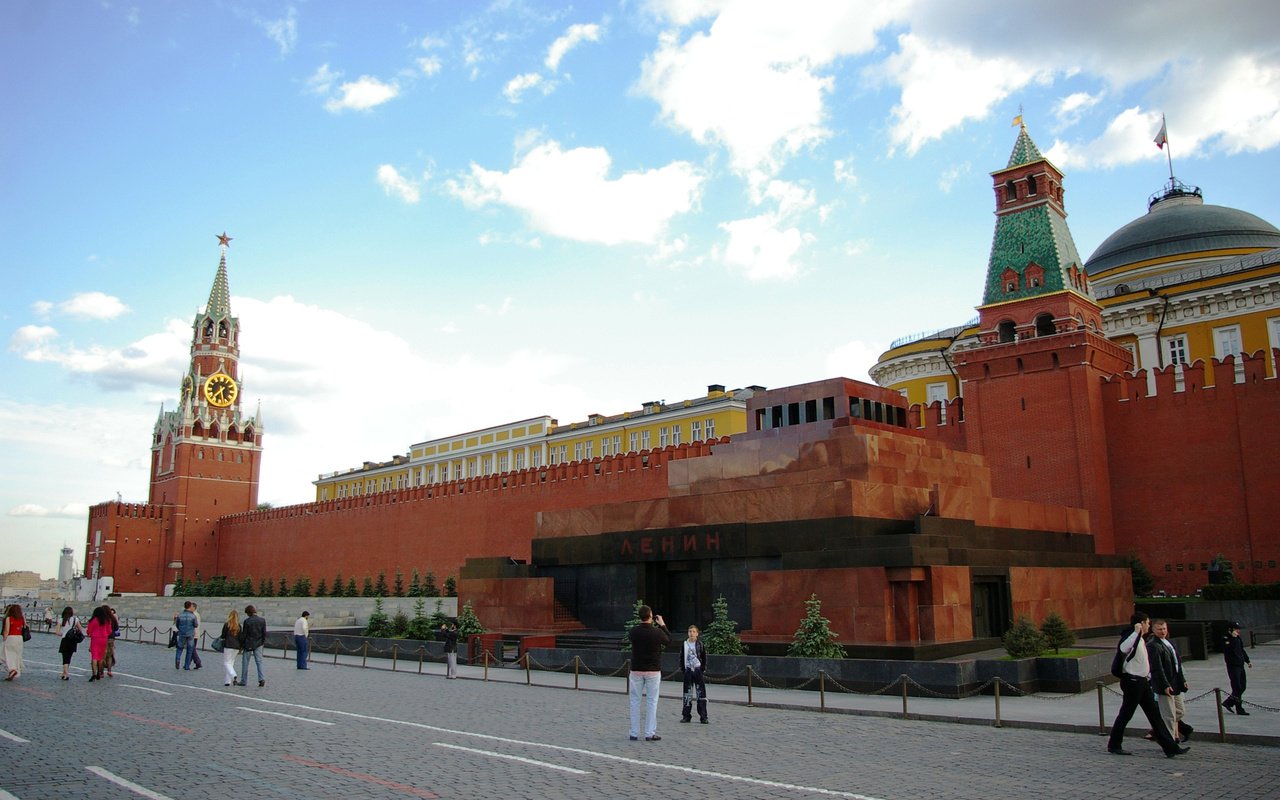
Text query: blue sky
4 0 1279 578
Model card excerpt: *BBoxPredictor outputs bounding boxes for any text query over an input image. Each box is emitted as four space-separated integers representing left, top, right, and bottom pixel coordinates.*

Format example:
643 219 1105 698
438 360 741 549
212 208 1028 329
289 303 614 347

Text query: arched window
218 320 228 339
203 319 214 340
1035 313 1056 337
1025 175 1036 196
997 320 1017 343
1005 179 1017 202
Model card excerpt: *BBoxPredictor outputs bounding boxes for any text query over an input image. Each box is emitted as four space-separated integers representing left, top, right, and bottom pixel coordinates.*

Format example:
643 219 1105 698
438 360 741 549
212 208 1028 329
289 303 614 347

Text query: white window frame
1213 324 1242 359
1268 317 1280 377
641 430 651 450
629 432 638 452
691 420 702 441
1162 333 1189 366
671 425 681 446
704 418 715 439
659 426 670 448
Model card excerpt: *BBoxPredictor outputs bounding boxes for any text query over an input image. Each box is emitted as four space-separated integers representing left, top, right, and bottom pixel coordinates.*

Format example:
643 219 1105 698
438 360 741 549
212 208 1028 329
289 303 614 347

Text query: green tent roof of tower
982 127 1089 306
205 250 232 319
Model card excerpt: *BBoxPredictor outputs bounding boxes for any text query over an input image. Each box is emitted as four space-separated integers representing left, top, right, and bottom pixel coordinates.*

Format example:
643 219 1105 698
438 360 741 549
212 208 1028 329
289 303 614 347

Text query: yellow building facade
314 385 756 501
872 178 1280 403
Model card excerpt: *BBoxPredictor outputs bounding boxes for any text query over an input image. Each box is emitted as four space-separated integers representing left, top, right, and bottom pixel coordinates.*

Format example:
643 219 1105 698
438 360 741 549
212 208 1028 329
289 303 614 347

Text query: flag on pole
1154 118 1168 149
1011 114 1023 128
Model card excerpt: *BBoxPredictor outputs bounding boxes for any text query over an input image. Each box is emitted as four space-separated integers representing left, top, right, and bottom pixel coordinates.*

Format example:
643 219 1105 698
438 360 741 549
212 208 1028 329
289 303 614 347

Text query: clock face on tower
203 372 239 407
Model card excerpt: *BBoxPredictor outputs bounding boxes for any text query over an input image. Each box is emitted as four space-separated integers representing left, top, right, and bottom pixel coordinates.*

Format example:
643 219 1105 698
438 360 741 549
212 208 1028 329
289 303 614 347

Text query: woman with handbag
57 606 84 680
2 604 27 681
219 609 242 687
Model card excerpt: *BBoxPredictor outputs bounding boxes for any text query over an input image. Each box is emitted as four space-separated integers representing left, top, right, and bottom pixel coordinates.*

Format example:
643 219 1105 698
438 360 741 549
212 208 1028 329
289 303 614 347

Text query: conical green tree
621 599 645 652
1003 615 1047 659
787 594 844 659
702 594 746 655
457 600 486 637
364 597 391 638
1039 612 1075 653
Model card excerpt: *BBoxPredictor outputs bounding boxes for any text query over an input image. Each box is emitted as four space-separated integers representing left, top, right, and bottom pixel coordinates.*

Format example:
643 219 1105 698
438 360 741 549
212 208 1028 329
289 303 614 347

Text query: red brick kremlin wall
210 442 720 590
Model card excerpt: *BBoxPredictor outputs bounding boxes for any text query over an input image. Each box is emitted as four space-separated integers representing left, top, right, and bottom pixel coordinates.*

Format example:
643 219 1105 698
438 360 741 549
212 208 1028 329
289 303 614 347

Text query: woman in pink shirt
85 606 112 682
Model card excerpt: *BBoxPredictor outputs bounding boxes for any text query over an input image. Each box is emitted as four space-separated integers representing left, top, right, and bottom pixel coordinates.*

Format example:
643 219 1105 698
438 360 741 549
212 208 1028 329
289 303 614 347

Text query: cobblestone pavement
2 635 1277 800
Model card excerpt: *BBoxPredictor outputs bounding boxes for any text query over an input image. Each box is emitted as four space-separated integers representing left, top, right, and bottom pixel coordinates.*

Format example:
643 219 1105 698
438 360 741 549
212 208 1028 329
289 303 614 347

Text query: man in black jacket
1107 612 1188 757
1222 622 1252 715
1149 619 1192 741
238 605 268 688
627 605 670 742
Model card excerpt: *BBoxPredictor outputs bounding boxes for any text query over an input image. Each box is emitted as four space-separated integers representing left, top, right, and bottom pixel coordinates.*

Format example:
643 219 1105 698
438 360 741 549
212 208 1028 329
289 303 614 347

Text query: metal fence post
747 665 754 706
1096 681 1106 735
524 652 531 685
483 648 490 682
361 641 369 669
574 656 580 690
391 644 398 672
623 659 630 693
993 679 1002 728
819 670 826 712
900 674 909 718
1215 687 1227 742
418 647 425 674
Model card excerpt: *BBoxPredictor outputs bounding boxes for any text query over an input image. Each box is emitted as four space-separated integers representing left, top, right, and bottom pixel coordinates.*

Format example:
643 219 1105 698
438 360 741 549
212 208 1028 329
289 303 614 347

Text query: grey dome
1084 194 1280 276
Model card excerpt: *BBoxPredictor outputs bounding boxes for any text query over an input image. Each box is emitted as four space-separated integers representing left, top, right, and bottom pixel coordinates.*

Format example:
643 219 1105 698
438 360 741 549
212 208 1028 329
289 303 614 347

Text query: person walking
1148 619 1192 742
219 609 242 687
627 605 670 742
440 623 458 679
173 602 198 670
1107 612 1188 757
85 606 113 682
1222 621 1252 715
293 611 311 669
238 605 267 687
56 607 83 680
2 605 27 681
189 602 203 671
104 606 120 678
680 624 709 724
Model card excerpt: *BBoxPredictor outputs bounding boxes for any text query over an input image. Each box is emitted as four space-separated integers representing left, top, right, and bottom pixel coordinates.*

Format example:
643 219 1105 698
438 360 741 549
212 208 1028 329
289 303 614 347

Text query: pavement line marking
237 706 334 725
0 729 30 743
86 767 174 800
10 686 55 700
111 711 194 734
86 670 888 800
122 685 171 695
0 789 22 800
283 754 439 798
433 742 590 775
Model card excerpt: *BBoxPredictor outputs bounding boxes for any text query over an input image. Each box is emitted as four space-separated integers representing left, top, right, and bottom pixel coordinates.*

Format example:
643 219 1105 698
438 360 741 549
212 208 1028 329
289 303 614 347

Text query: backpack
1110 631 1140 678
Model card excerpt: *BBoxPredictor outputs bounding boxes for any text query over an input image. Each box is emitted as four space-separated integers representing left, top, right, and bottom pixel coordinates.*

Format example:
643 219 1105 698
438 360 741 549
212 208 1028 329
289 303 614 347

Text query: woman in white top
57 606 83 680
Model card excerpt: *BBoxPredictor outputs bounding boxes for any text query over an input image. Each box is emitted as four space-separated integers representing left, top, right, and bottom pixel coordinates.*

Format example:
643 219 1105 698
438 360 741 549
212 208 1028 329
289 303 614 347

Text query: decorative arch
997 320 1017 343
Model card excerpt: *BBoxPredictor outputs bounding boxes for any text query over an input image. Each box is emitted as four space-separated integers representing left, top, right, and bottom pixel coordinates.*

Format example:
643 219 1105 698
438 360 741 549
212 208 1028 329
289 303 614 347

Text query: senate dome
1083 184 1280 279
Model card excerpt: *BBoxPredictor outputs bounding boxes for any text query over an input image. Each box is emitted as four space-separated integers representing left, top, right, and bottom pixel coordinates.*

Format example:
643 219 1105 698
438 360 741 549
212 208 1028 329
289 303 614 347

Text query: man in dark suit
1149 619 1192 742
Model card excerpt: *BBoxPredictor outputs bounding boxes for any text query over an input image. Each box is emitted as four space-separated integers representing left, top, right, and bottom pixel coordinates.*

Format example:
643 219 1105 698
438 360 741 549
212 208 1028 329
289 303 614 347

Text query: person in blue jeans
238 605 268 687
173 602 198 670
627 606 670 742
293 611 310 669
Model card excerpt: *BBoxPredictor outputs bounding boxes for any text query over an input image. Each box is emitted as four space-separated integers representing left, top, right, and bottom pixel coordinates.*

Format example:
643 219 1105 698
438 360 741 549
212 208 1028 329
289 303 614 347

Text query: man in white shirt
1107 612 1189 757
293 611 310 669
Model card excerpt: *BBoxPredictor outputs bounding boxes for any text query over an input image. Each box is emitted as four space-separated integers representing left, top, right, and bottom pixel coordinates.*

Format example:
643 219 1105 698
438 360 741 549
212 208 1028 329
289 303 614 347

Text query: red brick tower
149 233 263 586
954 125 1131 554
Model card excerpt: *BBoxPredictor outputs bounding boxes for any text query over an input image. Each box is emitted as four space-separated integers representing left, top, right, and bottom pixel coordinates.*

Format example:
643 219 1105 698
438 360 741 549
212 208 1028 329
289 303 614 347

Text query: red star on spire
217 232 233 247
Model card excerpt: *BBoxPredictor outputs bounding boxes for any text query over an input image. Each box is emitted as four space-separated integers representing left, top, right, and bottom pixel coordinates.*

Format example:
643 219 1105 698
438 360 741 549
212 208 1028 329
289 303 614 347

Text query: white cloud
718 212 812 281
9 503 87 519
503 72 545 104
417 56 442 76
938 161 971 194
833 158 858 187
878 33 1044 156
1046 106 1163 170
823 339 882 383
9 324 58 351
60 291 130 320
306 64 341 95
637 1 900 174
1055 91 1101 127
545 22 602 71
447 139 703 246
10 319 188 391
324 76 400 113
255 6 299 56
376 165 422 203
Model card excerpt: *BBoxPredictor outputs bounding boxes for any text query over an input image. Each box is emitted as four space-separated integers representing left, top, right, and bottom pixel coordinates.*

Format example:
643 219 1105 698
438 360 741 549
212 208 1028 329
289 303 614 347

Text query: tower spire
206 232 233 318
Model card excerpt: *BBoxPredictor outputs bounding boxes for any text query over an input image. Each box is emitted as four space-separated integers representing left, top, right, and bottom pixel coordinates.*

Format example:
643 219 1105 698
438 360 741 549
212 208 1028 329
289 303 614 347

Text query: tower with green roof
954 124 1132 555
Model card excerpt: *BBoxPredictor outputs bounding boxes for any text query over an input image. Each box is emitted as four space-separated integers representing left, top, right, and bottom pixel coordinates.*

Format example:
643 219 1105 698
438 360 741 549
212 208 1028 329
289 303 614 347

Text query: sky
3 0 1279 579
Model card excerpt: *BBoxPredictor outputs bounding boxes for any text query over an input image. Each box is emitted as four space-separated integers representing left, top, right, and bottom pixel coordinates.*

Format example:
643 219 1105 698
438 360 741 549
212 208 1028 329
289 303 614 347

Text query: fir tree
786 594 844 659
364 597 391 638
345 577 358 598
408 569 422 597
241 576 255 597
423 572 439 597
330 573 344 597
361 576 375 597
1126 553 1155 597
393 569 405 597
291 576 312 597
391 608 410 637
1003 616 1047 659
702 594 746 655
172 576 186 595
444 576 457 597
315 578 328 598
375 571 389 597
456 600 486 637
407 596 433 640
621 599 645 652
278 576 290 597
1039 612 1075 653
428 598 449 630
258 577 273 597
